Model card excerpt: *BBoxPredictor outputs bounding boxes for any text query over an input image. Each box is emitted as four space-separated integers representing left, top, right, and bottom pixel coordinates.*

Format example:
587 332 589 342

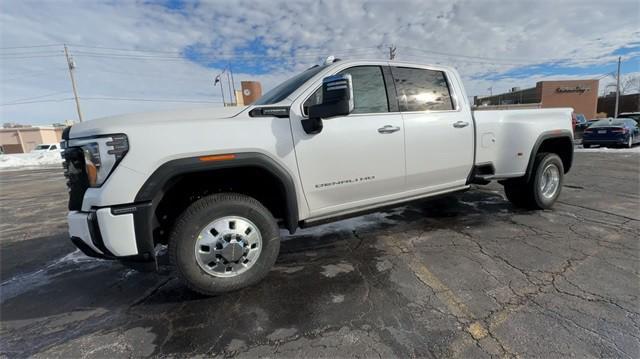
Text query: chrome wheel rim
629 135 633 147
539 163 560 200
195 216 262 277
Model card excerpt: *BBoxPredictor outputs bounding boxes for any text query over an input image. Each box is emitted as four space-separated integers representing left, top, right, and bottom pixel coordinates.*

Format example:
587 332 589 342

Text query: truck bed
472 108 573 178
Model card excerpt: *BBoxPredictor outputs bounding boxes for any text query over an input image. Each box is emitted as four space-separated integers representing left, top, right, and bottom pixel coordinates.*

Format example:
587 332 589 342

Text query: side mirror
302 74 354 134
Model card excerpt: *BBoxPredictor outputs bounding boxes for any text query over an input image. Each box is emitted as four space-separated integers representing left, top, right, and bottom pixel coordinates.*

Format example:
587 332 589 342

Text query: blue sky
482 44 640 81
1 0 639 124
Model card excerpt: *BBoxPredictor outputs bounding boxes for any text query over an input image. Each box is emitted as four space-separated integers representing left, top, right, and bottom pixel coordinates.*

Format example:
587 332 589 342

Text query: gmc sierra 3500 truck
62 58 573 295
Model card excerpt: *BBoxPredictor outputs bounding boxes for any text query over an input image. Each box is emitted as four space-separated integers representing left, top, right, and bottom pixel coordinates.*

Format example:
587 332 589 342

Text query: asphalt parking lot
1 151 639 358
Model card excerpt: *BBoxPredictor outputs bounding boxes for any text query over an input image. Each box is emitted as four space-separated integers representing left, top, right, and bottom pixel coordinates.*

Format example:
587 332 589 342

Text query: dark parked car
583 118 640 148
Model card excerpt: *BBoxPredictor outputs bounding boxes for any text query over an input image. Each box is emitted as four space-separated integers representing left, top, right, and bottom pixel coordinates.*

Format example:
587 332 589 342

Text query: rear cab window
390 67 454 112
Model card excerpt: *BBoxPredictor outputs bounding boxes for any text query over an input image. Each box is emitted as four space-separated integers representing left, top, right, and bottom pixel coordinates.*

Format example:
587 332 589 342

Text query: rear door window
390 67 454 112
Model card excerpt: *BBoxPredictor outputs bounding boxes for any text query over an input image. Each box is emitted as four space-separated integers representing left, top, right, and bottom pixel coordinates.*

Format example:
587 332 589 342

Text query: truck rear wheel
503 153 564 210
169 193 280 295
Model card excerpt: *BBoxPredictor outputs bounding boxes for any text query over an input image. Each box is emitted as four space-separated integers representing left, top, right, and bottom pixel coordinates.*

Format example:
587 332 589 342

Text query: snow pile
0 152 63 170
575 145 640 154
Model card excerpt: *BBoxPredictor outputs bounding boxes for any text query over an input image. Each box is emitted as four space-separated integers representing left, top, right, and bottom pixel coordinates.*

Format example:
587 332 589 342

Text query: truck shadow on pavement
1 189 519 357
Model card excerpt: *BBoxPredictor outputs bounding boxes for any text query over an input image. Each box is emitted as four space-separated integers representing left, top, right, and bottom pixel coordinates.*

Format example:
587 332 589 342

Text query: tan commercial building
474 79 599 119
0 126 64 154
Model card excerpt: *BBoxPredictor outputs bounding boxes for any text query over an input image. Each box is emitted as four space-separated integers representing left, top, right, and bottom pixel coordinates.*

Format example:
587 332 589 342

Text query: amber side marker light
199 154 236 162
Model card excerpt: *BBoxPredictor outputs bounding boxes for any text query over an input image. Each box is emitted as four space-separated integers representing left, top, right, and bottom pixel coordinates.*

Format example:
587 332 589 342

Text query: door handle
378 125 400 134
453 121 469 128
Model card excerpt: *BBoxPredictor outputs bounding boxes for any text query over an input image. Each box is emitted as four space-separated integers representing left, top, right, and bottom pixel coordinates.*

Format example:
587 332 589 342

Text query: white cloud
1 0 638 124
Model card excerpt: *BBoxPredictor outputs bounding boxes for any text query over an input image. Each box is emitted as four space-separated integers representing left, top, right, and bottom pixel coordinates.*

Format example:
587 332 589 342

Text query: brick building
474 79 599 119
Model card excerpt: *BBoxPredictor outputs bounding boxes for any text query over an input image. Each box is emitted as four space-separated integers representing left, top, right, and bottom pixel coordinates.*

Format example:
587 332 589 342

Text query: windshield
590 120 625 127
254 64 328 105
34 145 50 150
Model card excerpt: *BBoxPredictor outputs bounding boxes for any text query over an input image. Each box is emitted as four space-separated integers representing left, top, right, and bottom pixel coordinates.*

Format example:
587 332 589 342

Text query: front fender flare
135 152 299 233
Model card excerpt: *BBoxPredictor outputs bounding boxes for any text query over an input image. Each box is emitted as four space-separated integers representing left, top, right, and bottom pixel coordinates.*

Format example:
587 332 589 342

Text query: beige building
0 127 64 154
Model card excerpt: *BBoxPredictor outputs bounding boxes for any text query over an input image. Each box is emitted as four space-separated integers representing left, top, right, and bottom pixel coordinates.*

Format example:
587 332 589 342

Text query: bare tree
620 74 640 95
601 74 640 96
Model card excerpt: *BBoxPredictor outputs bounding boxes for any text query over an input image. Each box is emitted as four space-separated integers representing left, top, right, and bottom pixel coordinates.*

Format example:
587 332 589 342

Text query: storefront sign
556 86 590 94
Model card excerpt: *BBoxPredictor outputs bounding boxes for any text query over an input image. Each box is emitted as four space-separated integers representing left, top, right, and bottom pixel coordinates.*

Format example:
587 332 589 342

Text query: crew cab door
390 66 474 192
290 65 405 216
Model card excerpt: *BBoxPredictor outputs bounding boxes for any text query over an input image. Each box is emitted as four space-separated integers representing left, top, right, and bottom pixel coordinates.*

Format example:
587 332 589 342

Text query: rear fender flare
525 130 574 182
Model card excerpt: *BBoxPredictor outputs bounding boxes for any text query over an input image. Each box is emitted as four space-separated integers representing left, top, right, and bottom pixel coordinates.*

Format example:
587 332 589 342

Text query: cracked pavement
1 152 638 358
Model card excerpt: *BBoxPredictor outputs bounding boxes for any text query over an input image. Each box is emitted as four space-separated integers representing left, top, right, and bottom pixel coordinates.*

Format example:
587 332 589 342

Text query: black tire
169 193 280 295
503 179 531 207
582 143 591 149
503 153 564 210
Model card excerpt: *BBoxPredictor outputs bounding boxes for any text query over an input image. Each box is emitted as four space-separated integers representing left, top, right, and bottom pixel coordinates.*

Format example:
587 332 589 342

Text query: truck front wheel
503 153 564 210
169 193 280 295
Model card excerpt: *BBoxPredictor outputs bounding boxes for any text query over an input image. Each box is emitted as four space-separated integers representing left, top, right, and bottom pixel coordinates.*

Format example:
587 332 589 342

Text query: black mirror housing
303 74 354 134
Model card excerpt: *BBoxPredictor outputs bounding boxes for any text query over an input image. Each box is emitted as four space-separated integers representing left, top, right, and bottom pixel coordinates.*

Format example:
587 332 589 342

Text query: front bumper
67 202 157 271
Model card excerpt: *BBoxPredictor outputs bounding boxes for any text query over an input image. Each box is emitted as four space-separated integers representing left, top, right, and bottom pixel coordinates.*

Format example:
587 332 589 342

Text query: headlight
82 142 101 186
68 134 128 187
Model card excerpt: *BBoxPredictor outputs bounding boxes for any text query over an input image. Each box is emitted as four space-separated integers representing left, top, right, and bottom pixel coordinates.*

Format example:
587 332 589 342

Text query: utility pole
614 56 621 118
389 45 396 60
229 68 237 106
64 44 83 122
226 70 233 106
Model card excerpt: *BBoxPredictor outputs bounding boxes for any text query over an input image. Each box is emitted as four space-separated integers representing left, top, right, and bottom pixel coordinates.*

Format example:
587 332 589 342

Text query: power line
71 48 383 61
80 96 220 103
0 98 75 106
0 44 63 50
0 50 64 57
66 44 181 54
67 44 381 57
402 46 558 64
0 96 222 107
1 69 67 81
0 54 64 60
2 91 69 105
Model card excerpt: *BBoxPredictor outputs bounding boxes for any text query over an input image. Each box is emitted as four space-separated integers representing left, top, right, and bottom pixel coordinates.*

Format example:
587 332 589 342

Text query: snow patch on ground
0 250 109 301
575 145 640 153
321 262 355 278
0 152 63 170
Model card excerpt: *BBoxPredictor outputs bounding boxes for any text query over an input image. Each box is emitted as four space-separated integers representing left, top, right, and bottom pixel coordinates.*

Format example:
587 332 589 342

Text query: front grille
62 147 89 211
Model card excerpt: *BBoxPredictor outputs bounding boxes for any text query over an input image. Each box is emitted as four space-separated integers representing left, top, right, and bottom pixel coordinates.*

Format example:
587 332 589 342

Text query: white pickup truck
62 59 573 294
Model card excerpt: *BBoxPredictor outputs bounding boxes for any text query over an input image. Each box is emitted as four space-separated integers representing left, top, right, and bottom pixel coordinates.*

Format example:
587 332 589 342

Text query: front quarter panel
79 112 309 220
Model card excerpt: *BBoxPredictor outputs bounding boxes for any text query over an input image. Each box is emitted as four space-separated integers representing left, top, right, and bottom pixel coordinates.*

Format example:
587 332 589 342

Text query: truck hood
69 106 247 138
